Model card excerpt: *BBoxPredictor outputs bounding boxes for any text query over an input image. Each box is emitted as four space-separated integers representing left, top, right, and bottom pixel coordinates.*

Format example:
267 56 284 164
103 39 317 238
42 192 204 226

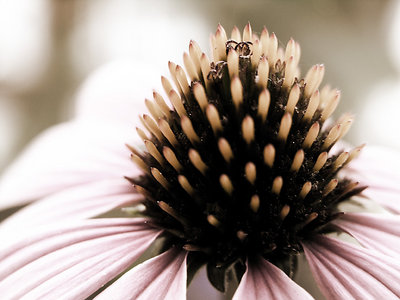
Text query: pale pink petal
361 188 400 214
332 213 400 259
0 178 142 233
75 59 164 126
233 257 313 300
0 218 161 299
302 235 400 299
96 248 187 300
0 120 139 210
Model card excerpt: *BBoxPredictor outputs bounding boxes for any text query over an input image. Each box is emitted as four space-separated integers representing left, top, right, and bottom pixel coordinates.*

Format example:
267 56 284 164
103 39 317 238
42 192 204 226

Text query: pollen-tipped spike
130 153 148 173
200 53 211 90
168 90 187 118
303 90 320 122
280 205 290 220
304 64 324 97
245 162 256 185
294 42 301 65
305 212 318 225
300 182 312 199
175 65 190 97
193 82 208 111
321 90 340 121
333 152 349 171
290 149 304 172
263 144 275 167
346 144 365 164
133 184 151 197
257 57 269 88
258 89 270 121
268 33 278 67
163 147 182 171
136 127 148 141
183 52 199 81
145 99 163 120
181 116 200 144
151 168 169 190
220 174 233 195
342 181 360 195
284 38 296 62
250 195 260 212
323 179 338 196
282 56 296 89
260 27 269 56
161 76 174 95
338 118 353 140
272 176 283 195
218 138 234 163
168 61 183 95
242 116 255 144
125 143 142 157
158 201 185 225
144 140 164 165
178 175 194 196
251 39 261 68
278 113 292 142
231 26 241 41
189 149 208 175
227 49 239 79
322 124 341 150
189 40 202 73
286 84 300 114
243 22 252 42
142 114 163 141
158 119 179 147
313 152 328 172
237 230 248 241
153 91 171 118
231 76 243 109
215 24 227 60
302 122 320 148
277 48 285 62
206 104 223 134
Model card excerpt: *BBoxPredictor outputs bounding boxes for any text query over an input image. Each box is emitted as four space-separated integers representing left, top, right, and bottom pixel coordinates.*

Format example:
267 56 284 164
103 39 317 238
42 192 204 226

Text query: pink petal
302 235 400 299
332 213 400 259
0 178 142 233
361 188 400 214
96 248 188 300
0 218 160 299
75 59 163 126
233 257 313 300
0 120 139 210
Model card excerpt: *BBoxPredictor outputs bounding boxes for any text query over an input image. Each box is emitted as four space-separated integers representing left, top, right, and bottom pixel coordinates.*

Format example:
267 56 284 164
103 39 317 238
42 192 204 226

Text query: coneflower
0 24 399 300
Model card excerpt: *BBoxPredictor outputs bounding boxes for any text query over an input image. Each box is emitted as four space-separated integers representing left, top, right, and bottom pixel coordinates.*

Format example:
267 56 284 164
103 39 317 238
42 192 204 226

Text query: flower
1 23 400 299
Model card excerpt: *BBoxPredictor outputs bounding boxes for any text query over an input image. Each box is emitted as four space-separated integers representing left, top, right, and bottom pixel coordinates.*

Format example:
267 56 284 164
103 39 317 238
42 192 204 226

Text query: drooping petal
233 257 313 300
96 248 188 300
0 178 142 233
0 218 160 299
0 120 139 210
361 188 400 214
332 213 400 259
302 235 400 300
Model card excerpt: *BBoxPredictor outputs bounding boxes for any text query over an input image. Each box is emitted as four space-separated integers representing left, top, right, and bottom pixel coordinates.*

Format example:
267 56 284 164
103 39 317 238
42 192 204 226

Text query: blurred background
0 0 399 298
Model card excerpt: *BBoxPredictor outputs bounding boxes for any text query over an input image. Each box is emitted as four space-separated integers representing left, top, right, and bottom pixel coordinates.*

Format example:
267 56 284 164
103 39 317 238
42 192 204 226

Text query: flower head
1 23 400 299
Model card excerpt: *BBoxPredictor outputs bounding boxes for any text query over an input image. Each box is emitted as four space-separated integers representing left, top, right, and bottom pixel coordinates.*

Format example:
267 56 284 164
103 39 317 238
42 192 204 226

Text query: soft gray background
0 0 399 299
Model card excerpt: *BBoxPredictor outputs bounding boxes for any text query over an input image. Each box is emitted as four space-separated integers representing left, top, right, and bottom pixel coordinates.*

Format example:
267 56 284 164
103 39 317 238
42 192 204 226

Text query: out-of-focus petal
0 218 160 299
75 59 164 126
0 178 142 233
344 146 400 212
232 257 313 300
96 248 187 300
302 235 400 300
0 120 139 210
332 213 400 259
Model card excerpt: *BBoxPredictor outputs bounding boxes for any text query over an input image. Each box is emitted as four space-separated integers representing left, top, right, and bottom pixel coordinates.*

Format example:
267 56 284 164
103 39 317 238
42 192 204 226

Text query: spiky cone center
128 24 364 292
